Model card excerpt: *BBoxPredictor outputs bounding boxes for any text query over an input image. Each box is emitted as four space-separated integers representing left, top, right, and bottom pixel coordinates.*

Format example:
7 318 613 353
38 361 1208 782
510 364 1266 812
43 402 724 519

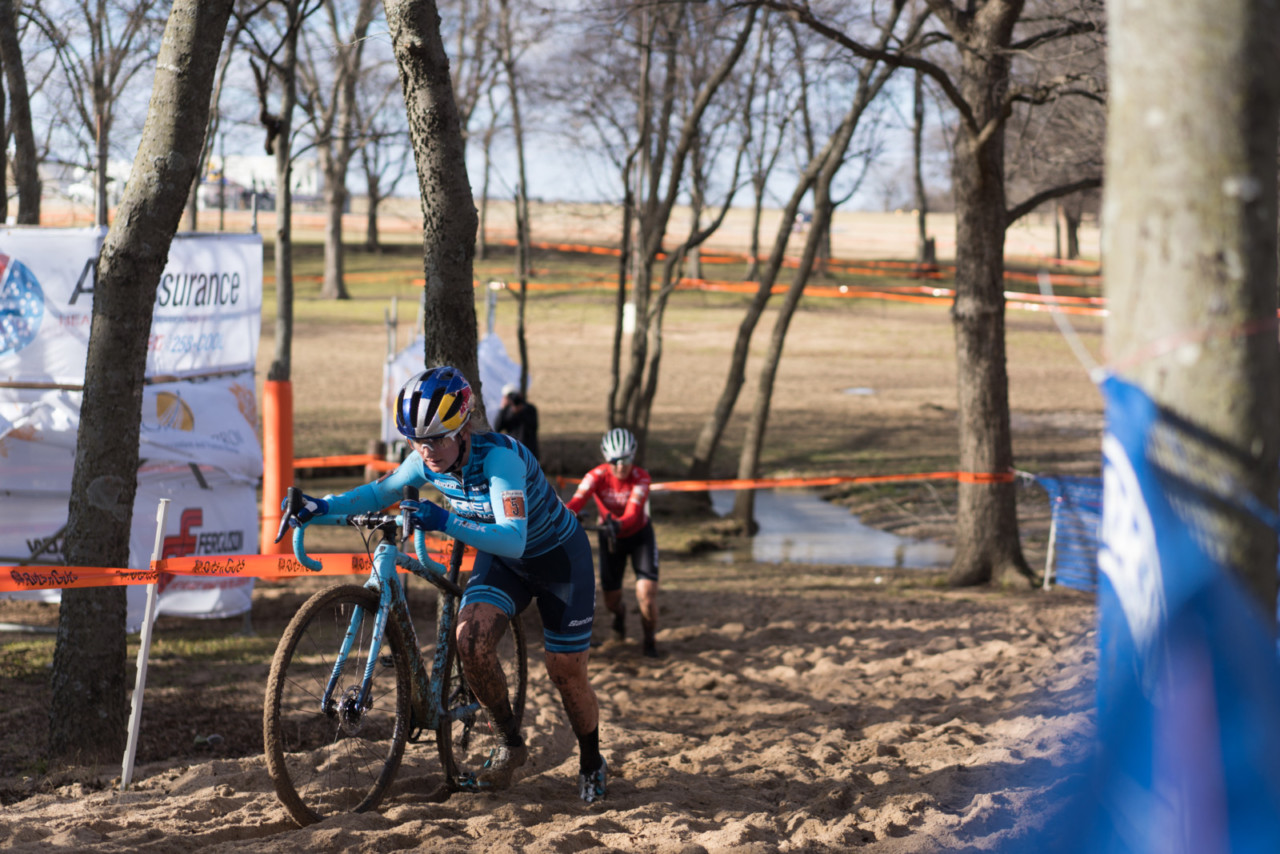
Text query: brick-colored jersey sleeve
565 465 604 515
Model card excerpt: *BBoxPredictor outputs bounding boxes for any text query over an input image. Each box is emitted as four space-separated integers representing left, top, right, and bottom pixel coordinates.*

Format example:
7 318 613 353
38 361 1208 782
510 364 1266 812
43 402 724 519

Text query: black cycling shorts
598 521 659 592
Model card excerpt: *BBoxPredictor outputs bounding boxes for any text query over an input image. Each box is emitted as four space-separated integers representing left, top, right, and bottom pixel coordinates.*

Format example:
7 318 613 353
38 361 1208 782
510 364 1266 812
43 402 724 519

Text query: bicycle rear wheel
263 584 410 826
436 605 529 791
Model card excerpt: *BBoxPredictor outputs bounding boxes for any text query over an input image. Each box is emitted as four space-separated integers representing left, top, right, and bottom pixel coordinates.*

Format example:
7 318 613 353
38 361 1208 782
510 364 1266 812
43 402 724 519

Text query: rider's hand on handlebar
282 493 329 529
400 498 449 532
602 515 621 540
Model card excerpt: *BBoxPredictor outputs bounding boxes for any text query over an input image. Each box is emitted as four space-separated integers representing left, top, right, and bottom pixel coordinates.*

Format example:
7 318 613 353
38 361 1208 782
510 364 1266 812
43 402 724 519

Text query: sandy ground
0 562 1095 853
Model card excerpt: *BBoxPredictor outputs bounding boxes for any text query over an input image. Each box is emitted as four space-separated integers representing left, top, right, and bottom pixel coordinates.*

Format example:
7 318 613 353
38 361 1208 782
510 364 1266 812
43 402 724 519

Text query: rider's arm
443 445 529 558
319 459 421 517
564 467 600 515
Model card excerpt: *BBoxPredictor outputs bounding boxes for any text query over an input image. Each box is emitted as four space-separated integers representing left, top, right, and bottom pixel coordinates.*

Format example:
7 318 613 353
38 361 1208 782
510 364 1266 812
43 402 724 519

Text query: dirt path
0 562 1095 853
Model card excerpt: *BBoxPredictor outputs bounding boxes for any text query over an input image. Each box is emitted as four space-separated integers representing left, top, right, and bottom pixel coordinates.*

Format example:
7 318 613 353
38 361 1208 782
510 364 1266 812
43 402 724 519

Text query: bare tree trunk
473 90 496 263
745 187 764 281
1062 197 1083 260
499 0 531 390
49 0 232 761
318 0 377 300
96 110 110 227
1105 0 1280 616
267 3 302 383
947 2 1032 588
912 69 934 266
321 147 350 299
0 0 38 224
384 0 482 412
365 170 381 252
609 157 636 427
0 57 7 222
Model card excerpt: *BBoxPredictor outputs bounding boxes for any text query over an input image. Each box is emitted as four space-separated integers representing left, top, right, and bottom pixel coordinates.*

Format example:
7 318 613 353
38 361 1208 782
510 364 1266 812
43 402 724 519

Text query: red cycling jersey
566 463 652 538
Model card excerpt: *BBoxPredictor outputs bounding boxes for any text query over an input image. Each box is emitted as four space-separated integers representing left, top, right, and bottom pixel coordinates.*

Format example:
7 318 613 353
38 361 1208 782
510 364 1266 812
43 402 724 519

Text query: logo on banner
159 507 246 592
230 381 257 429
149 391 196 431
0 252 44 358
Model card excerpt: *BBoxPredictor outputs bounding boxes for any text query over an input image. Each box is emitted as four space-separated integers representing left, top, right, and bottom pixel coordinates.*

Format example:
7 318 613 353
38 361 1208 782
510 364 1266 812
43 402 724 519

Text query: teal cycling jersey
322 431 577 559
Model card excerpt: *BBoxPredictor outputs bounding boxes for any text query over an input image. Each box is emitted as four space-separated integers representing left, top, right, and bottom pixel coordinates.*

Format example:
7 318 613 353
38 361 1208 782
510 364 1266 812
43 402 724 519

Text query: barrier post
261 379 294 554
122 498 170 790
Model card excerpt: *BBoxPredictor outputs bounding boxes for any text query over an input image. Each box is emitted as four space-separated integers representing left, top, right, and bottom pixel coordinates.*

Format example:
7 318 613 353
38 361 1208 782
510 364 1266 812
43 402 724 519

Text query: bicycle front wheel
436 606 529 791
263 584 411 826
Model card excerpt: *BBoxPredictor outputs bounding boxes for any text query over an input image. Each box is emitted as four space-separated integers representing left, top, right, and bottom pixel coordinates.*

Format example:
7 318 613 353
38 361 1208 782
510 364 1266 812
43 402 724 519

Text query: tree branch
745 0 976 132
1005 176 1102 226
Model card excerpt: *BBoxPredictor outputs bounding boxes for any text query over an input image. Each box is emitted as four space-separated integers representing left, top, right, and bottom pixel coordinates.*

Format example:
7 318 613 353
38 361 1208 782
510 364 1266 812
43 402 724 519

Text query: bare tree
729 3 923 527
354 63 412 252
42 0 167 226
687 3 926 485
911 69 935 264
1104 0 1280 616
1004 0 1106 260
0 0 40 222
297 0 379 300
245 0 324 383
766 0 1105 587
384 0 483 404
48 0 233 761
740 19 796 282
495 0 546 394
184 10 251 231
563 2 756 455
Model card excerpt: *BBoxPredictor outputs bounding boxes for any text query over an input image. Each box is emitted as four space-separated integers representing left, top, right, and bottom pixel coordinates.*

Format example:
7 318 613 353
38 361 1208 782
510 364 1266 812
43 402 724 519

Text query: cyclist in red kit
566 428 662 657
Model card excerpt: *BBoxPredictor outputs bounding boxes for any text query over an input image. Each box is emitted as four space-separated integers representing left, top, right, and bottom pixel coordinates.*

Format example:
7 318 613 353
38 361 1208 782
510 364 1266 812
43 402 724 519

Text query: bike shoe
578 757 607 804
477 743 528 789
611 610 626 641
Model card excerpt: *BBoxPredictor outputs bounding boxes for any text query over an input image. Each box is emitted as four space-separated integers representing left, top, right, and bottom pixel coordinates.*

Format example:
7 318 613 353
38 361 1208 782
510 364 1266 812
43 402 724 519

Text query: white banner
0 229 262 383
1 375 262 487
1 465 259 632
1 230 263 630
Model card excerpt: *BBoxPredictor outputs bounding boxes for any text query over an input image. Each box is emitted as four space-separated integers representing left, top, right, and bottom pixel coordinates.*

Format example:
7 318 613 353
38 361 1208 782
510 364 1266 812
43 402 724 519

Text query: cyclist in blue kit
280 366 607 804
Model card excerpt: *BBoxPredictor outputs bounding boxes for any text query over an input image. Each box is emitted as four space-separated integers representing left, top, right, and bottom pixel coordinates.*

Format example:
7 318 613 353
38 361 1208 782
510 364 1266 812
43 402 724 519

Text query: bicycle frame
293 513 463 737
267 487 532 824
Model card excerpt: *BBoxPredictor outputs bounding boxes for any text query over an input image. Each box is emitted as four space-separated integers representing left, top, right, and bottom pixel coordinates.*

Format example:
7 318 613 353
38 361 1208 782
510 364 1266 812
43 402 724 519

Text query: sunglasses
413 428 463 450
608 456 634 466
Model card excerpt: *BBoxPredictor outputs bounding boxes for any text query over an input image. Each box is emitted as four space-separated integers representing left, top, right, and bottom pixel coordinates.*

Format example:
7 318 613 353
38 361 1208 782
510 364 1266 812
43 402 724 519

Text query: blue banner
1086 375 1280 853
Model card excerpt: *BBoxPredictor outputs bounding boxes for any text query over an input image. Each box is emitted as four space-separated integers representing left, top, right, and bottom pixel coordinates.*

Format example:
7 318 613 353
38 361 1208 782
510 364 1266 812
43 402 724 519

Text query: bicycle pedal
456 772 487 792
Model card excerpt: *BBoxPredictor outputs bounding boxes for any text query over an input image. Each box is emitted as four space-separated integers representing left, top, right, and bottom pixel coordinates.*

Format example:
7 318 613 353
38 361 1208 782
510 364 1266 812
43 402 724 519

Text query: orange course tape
647 470 1015 492
0 546 473 594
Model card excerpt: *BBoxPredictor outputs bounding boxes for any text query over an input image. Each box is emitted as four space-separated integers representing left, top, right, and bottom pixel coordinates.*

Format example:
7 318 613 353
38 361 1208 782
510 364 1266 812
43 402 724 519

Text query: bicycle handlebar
283 485 417 573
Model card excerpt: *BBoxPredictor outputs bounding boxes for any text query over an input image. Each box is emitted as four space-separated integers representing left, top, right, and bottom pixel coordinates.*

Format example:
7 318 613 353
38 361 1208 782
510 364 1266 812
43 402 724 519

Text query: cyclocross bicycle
262 486 528 827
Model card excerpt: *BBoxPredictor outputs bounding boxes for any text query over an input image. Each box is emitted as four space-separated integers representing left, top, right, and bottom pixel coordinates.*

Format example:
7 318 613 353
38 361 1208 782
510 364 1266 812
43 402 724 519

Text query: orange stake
260 379 294 554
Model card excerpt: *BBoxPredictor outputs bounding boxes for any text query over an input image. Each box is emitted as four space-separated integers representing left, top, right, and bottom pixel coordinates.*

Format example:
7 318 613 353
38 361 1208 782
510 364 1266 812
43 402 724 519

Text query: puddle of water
708 489 953 569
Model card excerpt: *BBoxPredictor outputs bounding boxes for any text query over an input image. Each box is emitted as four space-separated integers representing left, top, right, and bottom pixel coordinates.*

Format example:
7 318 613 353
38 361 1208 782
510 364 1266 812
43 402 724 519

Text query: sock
641 617 655 645
496 714 524 748
577 726 602 775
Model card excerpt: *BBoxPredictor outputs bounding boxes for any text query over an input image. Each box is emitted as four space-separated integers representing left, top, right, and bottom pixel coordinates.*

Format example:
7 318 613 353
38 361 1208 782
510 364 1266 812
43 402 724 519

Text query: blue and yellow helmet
396 366 474 440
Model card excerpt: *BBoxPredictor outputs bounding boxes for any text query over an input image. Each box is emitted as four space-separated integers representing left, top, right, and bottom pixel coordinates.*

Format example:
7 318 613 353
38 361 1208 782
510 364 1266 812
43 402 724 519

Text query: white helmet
601 428 637 463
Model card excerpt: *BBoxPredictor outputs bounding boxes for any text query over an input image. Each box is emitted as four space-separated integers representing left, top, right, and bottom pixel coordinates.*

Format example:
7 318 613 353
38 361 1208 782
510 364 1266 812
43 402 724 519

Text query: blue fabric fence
1036 475 1103 592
